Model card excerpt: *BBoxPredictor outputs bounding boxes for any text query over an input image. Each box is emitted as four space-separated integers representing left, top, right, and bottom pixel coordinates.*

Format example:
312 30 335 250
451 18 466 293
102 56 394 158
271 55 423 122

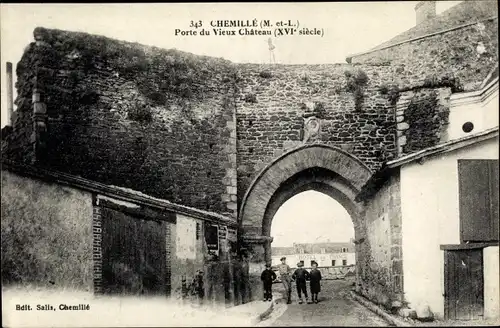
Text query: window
341 247 347 253
462 122 474 133
458 160 499 242
331 260 336 266
205 224 219 251
320 248 326 254
298 248 304 254
196 222 201 240
342 260 347 266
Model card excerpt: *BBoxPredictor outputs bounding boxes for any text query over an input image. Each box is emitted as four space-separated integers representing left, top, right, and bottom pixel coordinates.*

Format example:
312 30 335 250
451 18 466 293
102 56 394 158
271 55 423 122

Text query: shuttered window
458 160 499 242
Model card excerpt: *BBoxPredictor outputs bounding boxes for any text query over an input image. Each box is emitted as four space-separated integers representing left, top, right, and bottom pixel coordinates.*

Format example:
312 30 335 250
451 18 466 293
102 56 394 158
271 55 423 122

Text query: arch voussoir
240 144 372 235
238 144 373 302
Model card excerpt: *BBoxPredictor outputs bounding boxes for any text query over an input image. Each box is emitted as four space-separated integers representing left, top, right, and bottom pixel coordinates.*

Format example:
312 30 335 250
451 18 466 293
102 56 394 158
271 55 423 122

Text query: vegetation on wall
344 68 369 111
127 101 153 123
378 84 401 105
259 70 273 79
243 93 257 103
403 90 449 153
379 73 463 106
31 27 236 121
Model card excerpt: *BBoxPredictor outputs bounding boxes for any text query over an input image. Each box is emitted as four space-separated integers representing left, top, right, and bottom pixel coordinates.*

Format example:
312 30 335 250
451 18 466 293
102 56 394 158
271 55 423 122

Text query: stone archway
238 144 373 300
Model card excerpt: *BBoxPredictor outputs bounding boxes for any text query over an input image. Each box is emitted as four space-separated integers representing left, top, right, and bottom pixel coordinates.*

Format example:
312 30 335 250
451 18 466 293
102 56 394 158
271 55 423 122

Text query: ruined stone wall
235 63 397 203
1 169 94 291
358 171 403 310
1 47 38 163
349 17 497 156
4 27 238 218
6 23 492 220
350 18 498 92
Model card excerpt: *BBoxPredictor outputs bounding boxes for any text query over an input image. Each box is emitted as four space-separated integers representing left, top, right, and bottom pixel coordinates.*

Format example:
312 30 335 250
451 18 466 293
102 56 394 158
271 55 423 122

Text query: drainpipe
6 62 14 126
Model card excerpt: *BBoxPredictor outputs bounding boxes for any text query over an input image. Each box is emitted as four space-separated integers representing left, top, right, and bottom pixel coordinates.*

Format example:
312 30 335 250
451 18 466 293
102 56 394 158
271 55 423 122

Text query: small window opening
462 122 474 133
196 222 201 240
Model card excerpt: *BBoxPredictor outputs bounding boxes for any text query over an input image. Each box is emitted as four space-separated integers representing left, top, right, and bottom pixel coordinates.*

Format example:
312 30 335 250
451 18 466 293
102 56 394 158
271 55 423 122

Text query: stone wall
357 171 403 310
1 169 94 291
348 8 497 156
350 18 498 92
6 25 491 218
1 44 38 163
3 27 239 218
235 63 396 203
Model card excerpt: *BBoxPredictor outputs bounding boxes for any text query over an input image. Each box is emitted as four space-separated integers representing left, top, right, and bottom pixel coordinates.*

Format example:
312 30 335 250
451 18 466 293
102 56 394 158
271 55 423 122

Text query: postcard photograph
1 1 499 327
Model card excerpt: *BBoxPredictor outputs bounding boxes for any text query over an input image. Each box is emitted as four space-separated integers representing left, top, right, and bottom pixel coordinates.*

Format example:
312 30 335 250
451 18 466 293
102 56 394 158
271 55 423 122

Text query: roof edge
1 160 236 226
479 62 499 90
356 127 499 202
450 75 498 107
386 126 499 169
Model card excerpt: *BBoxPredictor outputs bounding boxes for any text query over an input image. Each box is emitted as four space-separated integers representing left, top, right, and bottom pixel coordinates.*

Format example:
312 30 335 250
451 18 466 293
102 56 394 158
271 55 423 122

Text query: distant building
271 240 356 268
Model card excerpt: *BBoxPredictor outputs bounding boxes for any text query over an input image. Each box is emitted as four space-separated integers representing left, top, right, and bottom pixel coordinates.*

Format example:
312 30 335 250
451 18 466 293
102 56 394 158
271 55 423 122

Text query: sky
271 190 354 247
0 2 462 246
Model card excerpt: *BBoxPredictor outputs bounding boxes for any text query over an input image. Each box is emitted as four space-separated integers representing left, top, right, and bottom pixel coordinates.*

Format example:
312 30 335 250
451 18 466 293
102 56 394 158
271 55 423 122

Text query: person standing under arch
292 262 310 304
309 261 322 304
277 257 293 304
260 263 276 301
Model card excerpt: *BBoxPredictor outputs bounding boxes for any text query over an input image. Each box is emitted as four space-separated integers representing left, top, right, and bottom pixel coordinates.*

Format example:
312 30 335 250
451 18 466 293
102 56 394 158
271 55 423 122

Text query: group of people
260 257 322 304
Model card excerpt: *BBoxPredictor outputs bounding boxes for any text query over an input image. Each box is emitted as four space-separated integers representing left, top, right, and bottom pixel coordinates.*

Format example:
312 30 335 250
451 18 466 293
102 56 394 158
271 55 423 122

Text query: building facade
271 242 356 268
358 70 499 320
1 160 249 305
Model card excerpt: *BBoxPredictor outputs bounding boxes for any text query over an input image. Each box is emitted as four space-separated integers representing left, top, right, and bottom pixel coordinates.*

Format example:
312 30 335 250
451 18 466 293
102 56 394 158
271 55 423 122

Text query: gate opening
270 190 356 279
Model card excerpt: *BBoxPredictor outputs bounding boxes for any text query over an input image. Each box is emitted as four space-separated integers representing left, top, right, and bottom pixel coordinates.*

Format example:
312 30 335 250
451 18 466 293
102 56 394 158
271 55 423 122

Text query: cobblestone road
263 279 390 327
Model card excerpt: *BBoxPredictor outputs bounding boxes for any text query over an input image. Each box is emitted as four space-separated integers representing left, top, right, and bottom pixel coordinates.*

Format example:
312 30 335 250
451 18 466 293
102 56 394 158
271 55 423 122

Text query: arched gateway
238 144 373 298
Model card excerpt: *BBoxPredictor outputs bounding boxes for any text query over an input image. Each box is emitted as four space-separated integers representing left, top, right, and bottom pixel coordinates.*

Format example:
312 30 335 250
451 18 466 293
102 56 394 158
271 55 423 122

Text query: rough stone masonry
1 6 497 309
3 18 497 217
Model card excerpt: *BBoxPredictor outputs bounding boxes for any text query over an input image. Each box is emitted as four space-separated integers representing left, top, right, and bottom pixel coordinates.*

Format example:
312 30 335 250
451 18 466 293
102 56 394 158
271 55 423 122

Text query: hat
280 257 286 261
311 260 318 266
297 262 303 267
265 263 272 268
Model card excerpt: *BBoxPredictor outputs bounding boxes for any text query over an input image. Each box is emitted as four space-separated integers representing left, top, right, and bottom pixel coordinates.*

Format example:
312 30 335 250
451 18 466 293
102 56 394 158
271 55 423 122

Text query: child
292 262 310 304
260 263 277 302
309 261 322 304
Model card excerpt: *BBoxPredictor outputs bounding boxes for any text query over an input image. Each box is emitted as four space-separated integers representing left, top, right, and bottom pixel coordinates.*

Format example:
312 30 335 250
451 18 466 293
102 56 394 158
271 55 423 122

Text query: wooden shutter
458 160 499 242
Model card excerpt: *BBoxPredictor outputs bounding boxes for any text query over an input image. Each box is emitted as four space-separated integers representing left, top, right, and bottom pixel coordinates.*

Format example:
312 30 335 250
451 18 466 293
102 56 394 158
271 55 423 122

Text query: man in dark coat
260 263 277 301
292 262 310 304
309 261 322 304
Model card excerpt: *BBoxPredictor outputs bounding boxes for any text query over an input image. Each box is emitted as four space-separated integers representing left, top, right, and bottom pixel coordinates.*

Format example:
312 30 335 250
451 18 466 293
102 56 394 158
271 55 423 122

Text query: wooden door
444 249 484 320
101 206 169 296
